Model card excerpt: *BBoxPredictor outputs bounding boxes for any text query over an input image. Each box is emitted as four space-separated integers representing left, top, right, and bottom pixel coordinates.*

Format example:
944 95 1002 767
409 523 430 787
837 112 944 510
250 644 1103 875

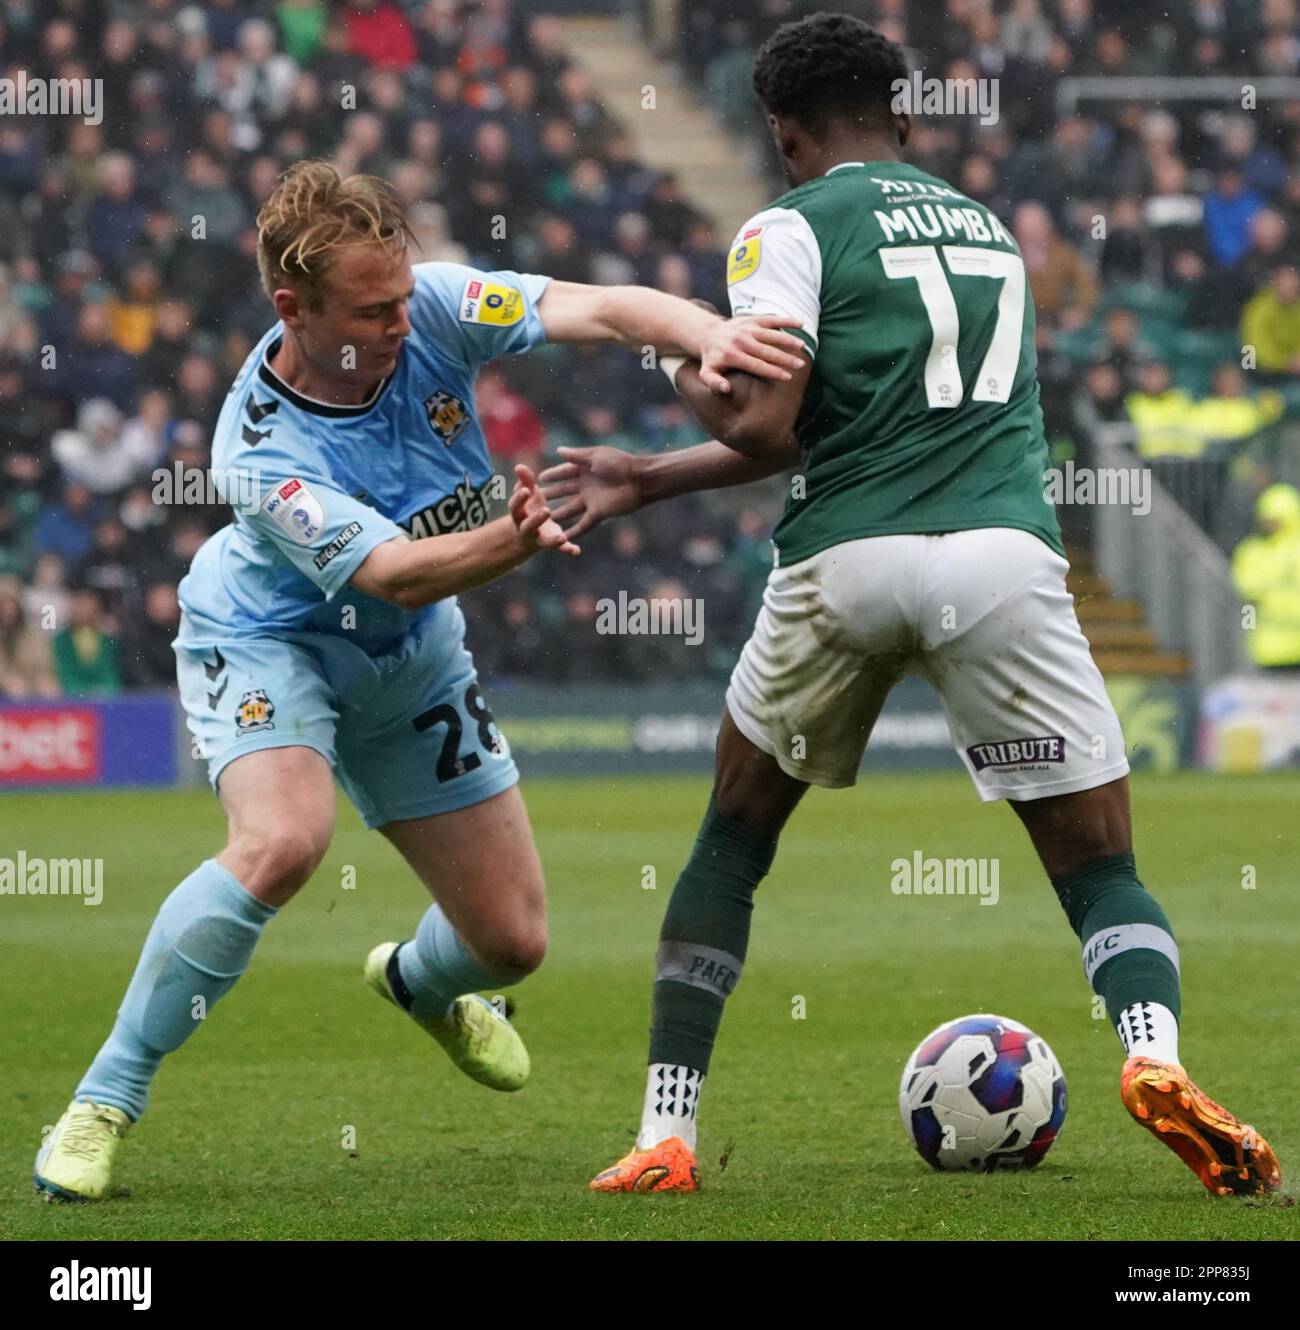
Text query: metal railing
1090 426 1248 690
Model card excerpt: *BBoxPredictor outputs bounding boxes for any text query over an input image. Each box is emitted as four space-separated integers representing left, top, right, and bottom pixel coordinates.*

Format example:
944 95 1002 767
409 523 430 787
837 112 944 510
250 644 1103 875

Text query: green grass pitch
2 772 1296 1240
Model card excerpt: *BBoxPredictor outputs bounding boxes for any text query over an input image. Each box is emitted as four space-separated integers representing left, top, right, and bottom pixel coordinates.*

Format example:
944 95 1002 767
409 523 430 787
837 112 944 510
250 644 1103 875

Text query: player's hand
537 446 644 539
509 464 580 556
696 314 806 393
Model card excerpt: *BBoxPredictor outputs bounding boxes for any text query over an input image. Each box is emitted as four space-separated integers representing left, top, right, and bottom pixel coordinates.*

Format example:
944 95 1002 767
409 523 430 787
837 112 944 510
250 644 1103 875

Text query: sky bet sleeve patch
458 278 525 326
727 227 764 285
261 477 325 545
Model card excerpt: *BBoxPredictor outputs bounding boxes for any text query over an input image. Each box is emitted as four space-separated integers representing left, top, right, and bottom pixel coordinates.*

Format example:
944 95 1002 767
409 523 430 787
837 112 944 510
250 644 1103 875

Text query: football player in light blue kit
34 160 805 1201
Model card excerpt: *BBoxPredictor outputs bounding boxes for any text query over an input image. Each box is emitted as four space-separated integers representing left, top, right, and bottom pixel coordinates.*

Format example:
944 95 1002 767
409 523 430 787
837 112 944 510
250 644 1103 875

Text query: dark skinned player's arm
672 353 814 462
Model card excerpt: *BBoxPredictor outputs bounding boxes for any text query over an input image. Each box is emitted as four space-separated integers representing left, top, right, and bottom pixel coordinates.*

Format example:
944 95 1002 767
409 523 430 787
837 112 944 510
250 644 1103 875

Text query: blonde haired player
34 161 806 1201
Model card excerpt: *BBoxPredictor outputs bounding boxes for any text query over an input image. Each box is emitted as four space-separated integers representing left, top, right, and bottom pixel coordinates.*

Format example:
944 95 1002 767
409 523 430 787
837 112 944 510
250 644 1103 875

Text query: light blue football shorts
173 603 518 828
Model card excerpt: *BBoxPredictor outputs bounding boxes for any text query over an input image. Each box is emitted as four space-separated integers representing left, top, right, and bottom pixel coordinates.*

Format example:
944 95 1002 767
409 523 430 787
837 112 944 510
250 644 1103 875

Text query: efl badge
459 278 524 326
261 477 324 544
727 226 764 284
425 390 470 445
235 689 275 735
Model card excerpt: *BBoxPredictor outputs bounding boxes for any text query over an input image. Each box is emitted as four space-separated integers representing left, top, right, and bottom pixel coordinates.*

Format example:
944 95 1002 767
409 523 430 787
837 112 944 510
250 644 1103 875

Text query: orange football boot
1121 1057 1282 1197
590 1137 700 1193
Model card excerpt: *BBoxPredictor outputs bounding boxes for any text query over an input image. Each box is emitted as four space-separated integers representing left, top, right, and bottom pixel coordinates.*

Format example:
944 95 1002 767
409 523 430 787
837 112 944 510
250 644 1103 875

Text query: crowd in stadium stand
692 0 1300 535
3 0 1300 698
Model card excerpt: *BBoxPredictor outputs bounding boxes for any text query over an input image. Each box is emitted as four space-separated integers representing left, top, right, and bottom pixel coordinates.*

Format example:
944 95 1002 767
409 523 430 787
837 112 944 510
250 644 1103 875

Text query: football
900 1014 1067 1172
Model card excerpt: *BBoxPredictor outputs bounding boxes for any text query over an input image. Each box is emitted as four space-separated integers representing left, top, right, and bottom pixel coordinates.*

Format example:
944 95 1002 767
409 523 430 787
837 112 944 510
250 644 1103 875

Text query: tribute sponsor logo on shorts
458 278 524 326
400 476 493 539
261 477 324 544
313 521 362 570
966 735 1065 770
234 689 275 735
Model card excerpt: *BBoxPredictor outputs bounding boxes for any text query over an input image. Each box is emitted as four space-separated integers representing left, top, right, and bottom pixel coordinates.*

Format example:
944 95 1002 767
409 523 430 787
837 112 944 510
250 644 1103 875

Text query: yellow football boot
364 941 529 1092
34 1099 131 1202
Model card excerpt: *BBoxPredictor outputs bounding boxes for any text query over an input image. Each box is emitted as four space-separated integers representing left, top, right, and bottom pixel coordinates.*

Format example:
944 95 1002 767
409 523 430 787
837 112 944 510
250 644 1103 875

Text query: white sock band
1117 1001 1180 1065
637 1062 703 1149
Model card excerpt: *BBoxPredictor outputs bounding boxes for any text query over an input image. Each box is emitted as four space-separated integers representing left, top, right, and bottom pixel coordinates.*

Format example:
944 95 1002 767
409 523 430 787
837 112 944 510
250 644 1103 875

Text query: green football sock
1050 851 1181 1025
647 797 778 1074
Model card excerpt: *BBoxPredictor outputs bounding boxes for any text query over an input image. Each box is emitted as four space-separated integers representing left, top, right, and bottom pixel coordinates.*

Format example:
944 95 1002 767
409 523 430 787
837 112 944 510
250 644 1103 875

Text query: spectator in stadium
74 516 139 621
1143 156 1206 285
0 505 33 582
51 398 153 495
476 366 545 478
106 260 163 357
343 0 417 72
1188 363 1286 449
49 302 140 412
1072 362 1130 475
172 351 225 430
32 484 100 567
0 444 43 553
1218 114 1286 202
1124 360 1199 459
118 388 175 475
35 250 98 347
0 575 59 699
52 588 121 698
1099 196 1151 283
1012 200 1098 329
122 580 183 687
21 555 71 635
1241 264 1300 376
166 150 249 250
528 214 591 285
235 17 299 122
198 0 261 55
85 154 150 275
275 0 329 66
1088 306 1160 389
1232 484 1300 670
1202 166 1266 268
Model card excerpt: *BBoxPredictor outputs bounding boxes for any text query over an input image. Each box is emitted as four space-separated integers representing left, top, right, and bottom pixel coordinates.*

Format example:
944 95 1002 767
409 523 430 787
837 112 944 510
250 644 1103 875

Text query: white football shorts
725 527 1130 801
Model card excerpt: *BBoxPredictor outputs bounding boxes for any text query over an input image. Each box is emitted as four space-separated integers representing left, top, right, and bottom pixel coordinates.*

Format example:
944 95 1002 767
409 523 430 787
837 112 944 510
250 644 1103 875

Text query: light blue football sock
75 859 277 1121
394 903 520 1023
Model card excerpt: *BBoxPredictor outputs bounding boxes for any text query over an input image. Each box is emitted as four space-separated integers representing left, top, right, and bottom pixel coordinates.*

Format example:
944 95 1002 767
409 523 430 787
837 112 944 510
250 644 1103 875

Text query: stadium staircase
1067 545 1190 678
557 16 769 236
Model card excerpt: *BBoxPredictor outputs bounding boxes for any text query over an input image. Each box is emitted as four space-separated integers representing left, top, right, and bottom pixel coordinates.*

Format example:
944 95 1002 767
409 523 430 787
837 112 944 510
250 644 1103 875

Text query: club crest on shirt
459 278 524 326
235 689 275 735
425 389 470 445
261 477 324 544
727 226 764 284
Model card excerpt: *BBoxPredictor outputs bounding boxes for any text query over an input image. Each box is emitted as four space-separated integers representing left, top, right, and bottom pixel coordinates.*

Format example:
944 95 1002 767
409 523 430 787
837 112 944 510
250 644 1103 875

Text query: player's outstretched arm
539 439 798 539
349 467 576 610
534 280 806 392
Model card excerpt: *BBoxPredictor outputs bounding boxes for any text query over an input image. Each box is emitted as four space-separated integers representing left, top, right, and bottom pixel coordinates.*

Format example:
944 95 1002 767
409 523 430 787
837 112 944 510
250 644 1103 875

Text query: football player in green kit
540 12 1281 1198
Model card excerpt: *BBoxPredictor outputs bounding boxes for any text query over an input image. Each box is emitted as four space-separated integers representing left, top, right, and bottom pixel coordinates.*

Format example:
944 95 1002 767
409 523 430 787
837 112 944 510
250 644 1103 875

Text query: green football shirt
725 159 1063 566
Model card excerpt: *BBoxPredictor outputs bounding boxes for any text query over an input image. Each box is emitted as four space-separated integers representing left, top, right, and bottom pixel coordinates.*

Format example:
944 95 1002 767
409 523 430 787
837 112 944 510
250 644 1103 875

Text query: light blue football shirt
178 262 552 656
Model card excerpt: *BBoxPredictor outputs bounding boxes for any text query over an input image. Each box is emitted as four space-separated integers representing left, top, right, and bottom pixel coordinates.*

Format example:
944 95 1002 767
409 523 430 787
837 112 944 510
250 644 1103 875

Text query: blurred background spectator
1232 483 1300 670
4 0 1300 694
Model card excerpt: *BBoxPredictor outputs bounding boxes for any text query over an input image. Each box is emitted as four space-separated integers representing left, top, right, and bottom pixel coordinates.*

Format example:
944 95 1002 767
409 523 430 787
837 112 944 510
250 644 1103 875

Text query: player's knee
227 826 330 897
479 922 548 980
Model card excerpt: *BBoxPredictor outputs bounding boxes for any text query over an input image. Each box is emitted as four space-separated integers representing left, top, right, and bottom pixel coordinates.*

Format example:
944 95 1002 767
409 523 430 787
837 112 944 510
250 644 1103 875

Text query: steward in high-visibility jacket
1232 484 1300 668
